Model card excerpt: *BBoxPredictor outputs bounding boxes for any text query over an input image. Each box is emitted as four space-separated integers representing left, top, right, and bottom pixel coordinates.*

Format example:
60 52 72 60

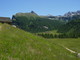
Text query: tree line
37 33 79 38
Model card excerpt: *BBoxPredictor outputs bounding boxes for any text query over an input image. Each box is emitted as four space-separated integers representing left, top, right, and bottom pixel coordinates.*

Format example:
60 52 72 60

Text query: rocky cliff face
47 10 80 21
64 10 80 17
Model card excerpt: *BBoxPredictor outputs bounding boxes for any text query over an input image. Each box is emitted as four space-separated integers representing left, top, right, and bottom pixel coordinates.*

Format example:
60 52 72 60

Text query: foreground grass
0 24 79 60
48 38 80 53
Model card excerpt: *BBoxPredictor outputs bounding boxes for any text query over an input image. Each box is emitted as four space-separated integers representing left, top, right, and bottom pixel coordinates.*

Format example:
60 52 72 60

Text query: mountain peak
64 10 80 17
30 11 38 15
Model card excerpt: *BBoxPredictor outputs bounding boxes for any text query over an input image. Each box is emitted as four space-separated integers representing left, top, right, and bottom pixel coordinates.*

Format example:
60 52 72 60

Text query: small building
0 17 12 24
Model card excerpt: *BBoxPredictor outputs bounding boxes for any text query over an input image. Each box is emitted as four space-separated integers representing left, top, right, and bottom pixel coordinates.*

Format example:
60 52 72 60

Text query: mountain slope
12 12 65 33
0 24 78 60
47 10 80 21
58 19 80 37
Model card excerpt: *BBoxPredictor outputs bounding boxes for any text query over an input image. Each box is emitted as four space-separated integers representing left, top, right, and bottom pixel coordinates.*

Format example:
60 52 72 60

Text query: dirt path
58 44 76 53
62 45 76 53
60 45 80 58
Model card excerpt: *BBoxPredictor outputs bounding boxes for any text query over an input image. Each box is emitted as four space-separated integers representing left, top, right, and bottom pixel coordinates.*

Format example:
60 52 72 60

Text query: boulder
77 53 80 58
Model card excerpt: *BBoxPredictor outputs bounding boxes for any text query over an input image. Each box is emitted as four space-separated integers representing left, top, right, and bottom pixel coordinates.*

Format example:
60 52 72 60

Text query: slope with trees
12 11 65 33
57 19 80 38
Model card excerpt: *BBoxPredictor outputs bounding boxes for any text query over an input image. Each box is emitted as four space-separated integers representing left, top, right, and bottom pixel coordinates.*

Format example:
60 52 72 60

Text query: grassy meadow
48 38 80 53
0 24 80 60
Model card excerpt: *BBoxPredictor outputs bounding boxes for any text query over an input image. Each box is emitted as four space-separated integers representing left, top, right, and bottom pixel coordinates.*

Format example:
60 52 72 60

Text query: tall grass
0 24 79 60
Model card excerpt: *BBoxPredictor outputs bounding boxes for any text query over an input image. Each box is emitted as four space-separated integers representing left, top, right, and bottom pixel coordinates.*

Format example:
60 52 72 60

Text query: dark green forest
12 12 65 33
12 12 80 38
57 19 80 38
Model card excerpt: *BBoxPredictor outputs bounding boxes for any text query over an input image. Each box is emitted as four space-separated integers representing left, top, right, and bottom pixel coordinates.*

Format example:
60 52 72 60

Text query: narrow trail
62 45 76 53
60 44 80 58
58 44 77 53
51 41 77 54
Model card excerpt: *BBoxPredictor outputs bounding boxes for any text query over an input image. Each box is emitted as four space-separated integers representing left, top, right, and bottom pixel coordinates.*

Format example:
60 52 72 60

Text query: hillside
58 19 80 38
0 24 79 60
49 38 80 53
11 11 80 38
12 12 65 33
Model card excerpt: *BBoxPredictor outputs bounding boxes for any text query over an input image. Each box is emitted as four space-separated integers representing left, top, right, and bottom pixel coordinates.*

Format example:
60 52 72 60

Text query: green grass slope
49 38 80 54
0 24 79 60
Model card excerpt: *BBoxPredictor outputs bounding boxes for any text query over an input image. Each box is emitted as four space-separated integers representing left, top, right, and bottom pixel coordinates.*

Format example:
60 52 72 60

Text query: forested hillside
57 19 80 38
12 12 65 33
11 11 80 38
35 19 80 38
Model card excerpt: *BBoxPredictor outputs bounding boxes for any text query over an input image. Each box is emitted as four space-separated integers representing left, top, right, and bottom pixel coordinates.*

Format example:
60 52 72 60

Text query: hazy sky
0 0 80 17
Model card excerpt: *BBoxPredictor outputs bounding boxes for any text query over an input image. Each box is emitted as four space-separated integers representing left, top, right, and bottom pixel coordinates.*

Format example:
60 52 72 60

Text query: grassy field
0 24 79 60
48 38 80 53
36 30 60 35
